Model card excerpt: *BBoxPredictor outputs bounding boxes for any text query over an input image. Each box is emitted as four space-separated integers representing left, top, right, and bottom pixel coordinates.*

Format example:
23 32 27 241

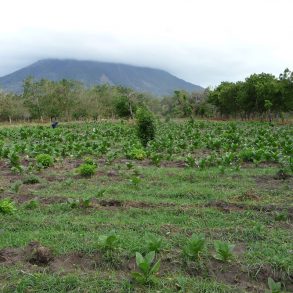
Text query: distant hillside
0 59 204 96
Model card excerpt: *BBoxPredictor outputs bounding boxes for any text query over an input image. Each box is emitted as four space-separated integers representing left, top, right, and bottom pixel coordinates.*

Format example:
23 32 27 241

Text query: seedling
213 241 235 262
183 233 205 260
145 234 163 253
265 277 282 293
0 199 16 214
24 200 39 209
132 251 160 284
98 233 119 252
10 180 22 193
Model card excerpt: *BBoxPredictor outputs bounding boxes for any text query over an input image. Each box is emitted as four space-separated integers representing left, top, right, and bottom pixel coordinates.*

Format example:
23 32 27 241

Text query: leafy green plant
265 277 282 293
126 148 147 160
67 197 92 208
0 199 16 214
84 157 96 165
36 154 53 168
145 234 163 253
136 108 156 147
213 241 235 262
183 233 205 260
185 154 196 168
24 200 39 209
274 211 288 221
130 175 141 187
77 163 96 177
132 251 160 284
10 180 22 193
98 233 119 252
22 174 41 184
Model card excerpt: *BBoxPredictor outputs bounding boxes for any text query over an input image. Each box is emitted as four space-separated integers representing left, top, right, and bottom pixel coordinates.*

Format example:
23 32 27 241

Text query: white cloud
0 0 292 86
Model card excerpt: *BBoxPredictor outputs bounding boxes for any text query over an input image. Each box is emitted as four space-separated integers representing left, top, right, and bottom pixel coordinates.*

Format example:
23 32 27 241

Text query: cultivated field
0 120 292 292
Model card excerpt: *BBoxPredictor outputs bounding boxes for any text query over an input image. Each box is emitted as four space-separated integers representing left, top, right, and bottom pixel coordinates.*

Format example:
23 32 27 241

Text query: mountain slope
0 59 203 96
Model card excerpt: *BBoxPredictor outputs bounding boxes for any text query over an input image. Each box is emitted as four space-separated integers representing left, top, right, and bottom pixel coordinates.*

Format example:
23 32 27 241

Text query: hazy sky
1 0 292 87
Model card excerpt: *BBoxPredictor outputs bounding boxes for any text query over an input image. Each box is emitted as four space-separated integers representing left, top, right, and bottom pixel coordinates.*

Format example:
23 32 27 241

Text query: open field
0 120 292 292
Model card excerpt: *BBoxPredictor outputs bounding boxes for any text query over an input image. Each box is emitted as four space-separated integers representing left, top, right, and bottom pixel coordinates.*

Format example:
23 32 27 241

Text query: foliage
136 108 156 147
97 233 119 252
213 241 235 262
183 233 205 260
36 154 53 168
132 251 160 284
0 198 16 214
145 234 163 253
77 163 96 177
265 277 282 293
23 174 41 184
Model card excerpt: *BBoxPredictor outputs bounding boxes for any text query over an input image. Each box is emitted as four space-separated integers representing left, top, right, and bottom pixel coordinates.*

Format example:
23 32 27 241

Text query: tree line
0 68 292 122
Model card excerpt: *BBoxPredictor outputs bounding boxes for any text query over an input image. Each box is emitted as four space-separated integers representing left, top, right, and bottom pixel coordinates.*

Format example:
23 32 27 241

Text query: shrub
77 163 96 177
36 154 53 168
0 199 16 214
136 108 156 147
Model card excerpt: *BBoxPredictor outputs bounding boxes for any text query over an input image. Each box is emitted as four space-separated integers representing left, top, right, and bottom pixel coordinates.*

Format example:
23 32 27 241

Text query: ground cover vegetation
0 118 292 292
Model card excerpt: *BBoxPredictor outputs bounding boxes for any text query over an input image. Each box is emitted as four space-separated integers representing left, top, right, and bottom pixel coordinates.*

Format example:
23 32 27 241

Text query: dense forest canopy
0 69 292 122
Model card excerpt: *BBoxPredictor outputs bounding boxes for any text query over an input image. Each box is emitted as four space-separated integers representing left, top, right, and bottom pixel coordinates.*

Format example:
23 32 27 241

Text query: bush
136 108 156 147
77 163 96 177
36 154 53 168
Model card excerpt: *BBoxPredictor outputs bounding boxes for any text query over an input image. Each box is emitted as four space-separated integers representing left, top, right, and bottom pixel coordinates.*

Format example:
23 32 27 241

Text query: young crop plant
8 151 23 173
0 198 16 214
145 234 163 253
183 233 206 260
265 277 282 293
67 197 92 208
97 233 119 252
10 180 22 193
185 154 196 168
126 147 147 160
24 199 39 210
77 163 96 177
22 174 41 184
213 241 235 262
36 154 54 168
97 232 120 264
132 251 160 284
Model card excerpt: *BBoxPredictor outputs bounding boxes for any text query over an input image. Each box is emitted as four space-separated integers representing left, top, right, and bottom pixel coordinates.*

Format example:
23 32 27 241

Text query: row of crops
0 120 292 172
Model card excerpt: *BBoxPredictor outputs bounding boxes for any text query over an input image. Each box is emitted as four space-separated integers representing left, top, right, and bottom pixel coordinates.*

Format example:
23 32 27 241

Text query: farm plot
0 120 292 292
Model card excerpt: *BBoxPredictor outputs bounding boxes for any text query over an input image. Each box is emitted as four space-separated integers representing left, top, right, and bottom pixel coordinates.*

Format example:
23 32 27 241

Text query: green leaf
145 251 155 265
150 260 160 274
135 252 144 267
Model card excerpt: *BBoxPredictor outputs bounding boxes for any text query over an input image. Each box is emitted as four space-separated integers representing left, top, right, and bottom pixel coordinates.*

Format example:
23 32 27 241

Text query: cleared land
0 120 292 292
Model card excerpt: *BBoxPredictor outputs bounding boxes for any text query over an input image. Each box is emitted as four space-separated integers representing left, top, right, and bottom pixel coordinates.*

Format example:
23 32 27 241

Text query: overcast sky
0 0 292 87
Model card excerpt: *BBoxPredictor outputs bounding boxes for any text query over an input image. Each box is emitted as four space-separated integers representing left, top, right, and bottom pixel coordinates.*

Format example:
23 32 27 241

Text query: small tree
136 108 156 147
